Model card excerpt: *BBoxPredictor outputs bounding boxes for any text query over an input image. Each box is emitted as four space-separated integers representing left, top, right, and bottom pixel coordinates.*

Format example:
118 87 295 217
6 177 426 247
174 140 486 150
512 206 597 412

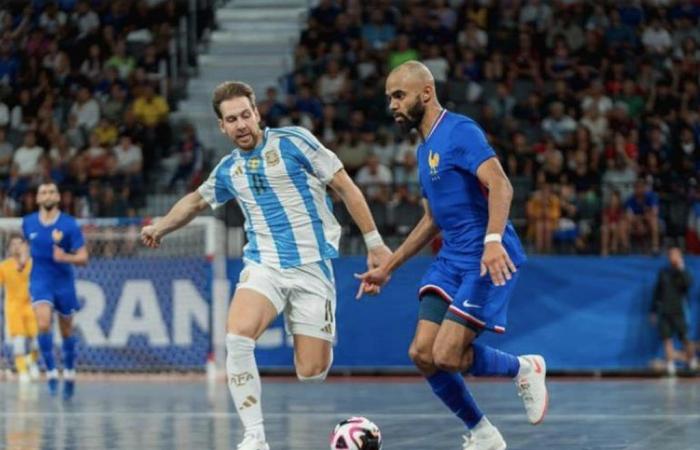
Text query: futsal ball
329 416 382 450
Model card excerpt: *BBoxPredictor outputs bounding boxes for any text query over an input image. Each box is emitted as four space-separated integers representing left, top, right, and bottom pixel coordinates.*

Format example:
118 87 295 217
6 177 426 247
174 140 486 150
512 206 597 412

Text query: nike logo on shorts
462 300 481 308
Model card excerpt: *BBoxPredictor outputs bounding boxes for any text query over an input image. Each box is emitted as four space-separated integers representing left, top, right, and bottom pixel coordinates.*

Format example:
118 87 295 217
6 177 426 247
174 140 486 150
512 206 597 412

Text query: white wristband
363 230 384 250
484 233 502 244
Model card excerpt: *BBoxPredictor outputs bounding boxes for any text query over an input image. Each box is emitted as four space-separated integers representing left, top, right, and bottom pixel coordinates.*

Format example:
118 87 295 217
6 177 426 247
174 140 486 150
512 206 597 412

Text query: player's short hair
212 81 256 119
37 180 59 193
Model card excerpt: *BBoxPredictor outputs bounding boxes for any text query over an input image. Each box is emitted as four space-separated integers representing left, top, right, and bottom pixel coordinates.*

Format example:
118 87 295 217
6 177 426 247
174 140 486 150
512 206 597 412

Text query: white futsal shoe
515 355 548 425
462 421 506 450
236 434 269 450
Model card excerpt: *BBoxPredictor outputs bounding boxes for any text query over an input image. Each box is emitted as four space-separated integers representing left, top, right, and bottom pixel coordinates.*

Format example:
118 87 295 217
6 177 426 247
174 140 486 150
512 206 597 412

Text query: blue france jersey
22 212 85 284
198 126 343 269
417 110 526 269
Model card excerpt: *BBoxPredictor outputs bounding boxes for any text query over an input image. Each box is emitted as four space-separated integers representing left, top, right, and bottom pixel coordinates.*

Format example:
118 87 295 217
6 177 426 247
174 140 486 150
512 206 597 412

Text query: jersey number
251 173 267 195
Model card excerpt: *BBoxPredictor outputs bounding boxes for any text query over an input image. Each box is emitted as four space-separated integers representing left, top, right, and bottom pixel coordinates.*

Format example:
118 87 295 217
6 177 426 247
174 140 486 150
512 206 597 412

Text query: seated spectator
83 131 109 178
101 82 129 123
12 131 43 178
168 124 202 190
541 101 577 147
526 183 561 253
625 179 660 253
317 59 347 104
602 155 637 204
105 39 136 79
361 9 395 50
421 45 449 83
388 34 418 70
601 190 629 256
69 85 100 131
48 134 77 169
65 113 87 151
258 87 287 128
393 150 419 197
0 127 13 179
355 153 392 203
112 133 143 179
93 118 118 147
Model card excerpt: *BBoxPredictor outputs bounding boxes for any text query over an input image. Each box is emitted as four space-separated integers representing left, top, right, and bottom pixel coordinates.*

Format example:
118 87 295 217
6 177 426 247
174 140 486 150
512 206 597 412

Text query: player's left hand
480 242 517 287
53 245 68 263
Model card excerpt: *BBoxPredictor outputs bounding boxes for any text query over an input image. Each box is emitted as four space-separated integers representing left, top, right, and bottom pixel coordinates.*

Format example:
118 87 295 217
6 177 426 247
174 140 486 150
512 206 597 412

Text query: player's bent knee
296 350 333 383
433 349 462 373
409 345 434 371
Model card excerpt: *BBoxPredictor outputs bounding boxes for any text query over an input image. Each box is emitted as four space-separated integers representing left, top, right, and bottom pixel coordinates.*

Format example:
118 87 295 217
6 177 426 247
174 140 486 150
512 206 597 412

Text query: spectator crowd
4 0 700 257
0 0 206 220
259 0 700 256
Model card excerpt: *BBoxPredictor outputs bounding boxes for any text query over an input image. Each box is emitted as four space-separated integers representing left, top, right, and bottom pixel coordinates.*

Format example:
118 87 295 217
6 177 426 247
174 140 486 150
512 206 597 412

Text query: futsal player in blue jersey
356 61 548 450
22 182 88 399
141 81 391 450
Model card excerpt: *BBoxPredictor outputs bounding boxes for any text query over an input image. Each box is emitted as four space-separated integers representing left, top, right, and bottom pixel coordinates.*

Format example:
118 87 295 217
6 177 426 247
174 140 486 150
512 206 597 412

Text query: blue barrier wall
229 256 700 371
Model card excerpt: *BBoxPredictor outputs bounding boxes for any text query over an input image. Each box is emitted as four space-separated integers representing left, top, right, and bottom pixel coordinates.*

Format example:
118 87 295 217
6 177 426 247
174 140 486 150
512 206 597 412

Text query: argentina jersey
417 110 526 269
198 126 343 269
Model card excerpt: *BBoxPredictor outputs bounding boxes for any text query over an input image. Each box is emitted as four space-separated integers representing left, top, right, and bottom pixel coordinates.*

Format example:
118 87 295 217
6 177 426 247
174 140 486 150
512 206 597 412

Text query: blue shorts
418 257 520 334
30 281 81 317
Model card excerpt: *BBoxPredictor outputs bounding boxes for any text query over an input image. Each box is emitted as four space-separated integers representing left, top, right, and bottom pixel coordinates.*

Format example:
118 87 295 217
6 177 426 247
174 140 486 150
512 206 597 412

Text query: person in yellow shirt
0 234 40 383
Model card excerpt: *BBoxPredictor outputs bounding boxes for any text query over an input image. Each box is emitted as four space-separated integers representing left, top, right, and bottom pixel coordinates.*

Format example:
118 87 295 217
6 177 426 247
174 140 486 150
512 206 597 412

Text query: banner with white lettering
73 258 211 371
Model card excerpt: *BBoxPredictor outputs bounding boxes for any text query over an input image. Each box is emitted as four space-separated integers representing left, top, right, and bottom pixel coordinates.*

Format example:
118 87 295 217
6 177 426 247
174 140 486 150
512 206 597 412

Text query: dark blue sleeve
647 192 659 208
450 121 496 175
68 219 85 252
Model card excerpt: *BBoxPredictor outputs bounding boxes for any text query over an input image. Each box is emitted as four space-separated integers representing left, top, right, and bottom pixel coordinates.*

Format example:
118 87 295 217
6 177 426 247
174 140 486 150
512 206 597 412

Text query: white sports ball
329 416 382 450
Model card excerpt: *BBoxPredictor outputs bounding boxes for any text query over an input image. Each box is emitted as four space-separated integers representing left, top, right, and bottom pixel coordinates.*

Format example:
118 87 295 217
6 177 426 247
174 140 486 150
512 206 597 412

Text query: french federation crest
51 229 63 243
428 149 440 180
264 150 280 167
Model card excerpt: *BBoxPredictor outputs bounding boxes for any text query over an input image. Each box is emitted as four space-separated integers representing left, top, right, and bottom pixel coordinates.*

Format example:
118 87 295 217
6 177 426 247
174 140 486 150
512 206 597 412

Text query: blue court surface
1 377 699 449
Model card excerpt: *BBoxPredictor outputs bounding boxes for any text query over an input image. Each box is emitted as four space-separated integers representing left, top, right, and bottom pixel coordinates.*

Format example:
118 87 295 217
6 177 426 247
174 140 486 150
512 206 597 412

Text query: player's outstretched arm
53 246 88 266
141 191 210 248
355 199 439 298
476 157 517 286
328 168 392 264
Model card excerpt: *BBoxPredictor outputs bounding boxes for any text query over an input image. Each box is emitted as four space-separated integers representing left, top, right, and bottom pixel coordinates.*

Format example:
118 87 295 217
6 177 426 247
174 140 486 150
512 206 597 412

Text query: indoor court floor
1 377 699 450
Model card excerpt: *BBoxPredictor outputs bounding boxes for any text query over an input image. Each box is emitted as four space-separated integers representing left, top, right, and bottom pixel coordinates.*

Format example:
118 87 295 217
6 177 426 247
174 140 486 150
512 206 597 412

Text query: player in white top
141 81 391 450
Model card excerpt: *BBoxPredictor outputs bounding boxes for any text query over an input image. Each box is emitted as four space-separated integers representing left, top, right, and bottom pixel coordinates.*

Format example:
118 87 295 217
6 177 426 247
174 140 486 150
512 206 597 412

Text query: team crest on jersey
51 229 63 243
247 157 261 171
428 149 440 180
264 150 281 167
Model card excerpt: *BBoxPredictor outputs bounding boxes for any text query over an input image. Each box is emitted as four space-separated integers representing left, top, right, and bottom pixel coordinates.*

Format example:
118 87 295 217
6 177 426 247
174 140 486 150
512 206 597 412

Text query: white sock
226 334 265 442
47 369 58 379
516 356 532 378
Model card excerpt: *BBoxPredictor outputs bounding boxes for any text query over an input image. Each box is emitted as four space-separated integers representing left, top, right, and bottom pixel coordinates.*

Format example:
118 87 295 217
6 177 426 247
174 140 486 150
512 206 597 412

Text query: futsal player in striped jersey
141 81 391 450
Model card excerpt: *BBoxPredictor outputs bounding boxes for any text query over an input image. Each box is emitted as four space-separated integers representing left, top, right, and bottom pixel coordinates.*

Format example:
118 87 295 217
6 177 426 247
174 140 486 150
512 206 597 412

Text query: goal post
0 216 228 373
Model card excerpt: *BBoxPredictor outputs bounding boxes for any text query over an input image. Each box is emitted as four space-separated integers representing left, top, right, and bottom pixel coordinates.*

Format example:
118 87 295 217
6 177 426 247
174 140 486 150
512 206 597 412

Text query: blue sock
62 335 77 371
469 343 520 378
38 333 56 372
427 371 483 429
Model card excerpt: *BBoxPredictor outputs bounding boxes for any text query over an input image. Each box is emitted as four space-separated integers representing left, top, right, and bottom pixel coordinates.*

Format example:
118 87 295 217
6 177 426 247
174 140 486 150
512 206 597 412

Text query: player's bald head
388 61 435 88
387 61 435 93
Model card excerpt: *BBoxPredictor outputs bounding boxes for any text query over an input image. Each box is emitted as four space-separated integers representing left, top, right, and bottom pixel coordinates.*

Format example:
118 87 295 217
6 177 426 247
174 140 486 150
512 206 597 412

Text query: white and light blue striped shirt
198 126 343 269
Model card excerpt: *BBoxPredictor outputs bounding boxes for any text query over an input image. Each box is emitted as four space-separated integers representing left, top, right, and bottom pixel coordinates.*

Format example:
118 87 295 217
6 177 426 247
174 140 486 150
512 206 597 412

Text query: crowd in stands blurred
4 0 700 257
262 0 700 256
0 0 207 220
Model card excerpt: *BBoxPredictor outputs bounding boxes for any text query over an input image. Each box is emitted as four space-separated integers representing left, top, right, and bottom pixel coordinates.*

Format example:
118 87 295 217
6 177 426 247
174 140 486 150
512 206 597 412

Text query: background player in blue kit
22 182 88 399
356 61 548 450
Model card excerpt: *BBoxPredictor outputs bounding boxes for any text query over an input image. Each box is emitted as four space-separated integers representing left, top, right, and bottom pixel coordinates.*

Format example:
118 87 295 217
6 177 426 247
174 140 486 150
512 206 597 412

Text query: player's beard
40 201 58 211
395 96 425 135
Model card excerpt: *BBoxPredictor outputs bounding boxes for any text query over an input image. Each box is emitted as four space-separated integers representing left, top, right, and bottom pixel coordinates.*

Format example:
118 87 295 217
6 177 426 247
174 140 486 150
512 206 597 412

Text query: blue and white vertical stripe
198 126 342 269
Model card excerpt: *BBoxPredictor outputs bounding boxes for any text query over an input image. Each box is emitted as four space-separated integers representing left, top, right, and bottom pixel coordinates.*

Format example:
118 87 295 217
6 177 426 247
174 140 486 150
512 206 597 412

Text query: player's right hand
140 225 162 248
354 265 391 300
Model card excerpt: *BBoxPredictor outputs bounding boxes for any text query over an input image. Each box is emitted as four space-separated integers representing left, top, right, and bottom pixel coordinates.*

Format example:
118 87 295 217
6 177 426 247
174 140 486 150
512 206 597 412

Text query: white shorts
236 260 336 342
